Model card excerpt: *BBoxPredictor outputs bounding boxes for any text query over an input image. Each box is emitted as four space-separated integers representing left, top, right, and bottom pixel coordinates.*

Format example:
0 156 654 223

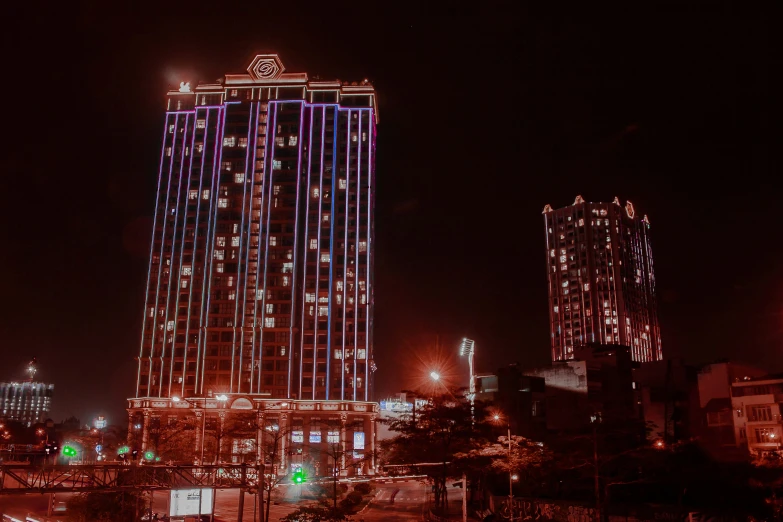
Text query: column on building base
256 412 265 465
279 413 288 474
365 414 377 475
339 412 348 477
141 411 151 452
194 410 203 464
127 412 134 445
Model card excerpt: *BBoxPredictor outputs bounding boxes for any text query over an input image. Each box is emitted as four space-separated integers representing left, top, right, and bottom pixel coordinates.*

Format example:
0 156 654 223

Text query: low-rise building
476 365 546 437
731 375 783 456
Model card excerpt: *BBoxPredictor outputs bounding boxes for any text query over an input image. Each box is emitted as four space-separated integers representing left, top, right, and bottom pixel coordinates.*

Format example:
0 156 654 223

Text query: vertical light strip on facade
231 102 255 393
244 102 261 393
325 105 338 400
365 109 374 401
288 101 305 399
257 103 279 394
299 105 314 397
314 106 326 399
199 107 228 394
161 113 190 396
341 110 351 400
353 114 361 401
137 112 171 397
184 108 212 395
171 112 199 396
251 102 270 394
150 114 180 395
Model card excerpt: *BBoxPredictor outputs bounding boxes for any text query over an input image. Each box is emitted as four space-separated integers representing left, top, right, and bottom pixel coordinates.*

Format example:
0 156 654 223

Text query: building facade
128 54 378 475
543 196 662 363
731 375 783 456
0 382 53 427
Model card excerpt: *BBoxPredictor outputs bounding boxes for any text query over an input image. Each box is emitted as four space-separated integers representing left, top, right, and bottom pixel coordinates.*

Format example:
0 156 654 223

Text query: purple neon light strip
287 102 306 399
299 106 314 398
353 115 361 401
184 109 212 394
365 110 375 401
314 106 326 399
160 114 190 396
341 110 351 401
256 103 278 393
198 106 227 394
137 113 172 397
245 102 261 393
230 102 255 393
149 115 180 396
171 113 199 396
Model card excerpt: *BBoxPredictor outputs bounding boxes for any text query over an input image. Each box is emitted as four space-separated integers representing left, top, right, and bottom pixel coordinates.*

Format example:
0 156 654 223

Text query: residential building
128 54 378 476
731 375 783 456
543 196 661 363
0 381 54 427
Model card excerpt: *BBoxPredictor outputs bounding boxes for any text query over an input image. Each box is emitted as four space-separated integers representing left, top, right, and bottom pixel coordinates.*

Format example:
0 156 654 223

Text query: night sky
3 3 781 426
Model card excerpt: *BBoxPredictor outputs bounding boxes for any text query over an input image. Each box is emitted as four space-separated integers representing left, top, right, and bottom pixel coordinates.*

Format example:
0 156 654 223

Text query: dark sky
2 2 781 426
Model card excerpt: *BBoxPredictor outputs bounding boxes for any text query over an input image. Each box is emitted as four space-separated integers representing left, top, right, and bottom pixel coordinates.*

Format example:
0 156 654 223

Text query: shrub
353 482 372 495
346 490 364 504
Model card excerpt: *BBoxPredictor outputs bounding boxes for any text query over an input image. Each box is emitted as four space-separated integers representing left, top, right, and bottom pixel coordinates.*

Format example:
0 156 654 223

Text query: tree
280 501 349 522
311 419 372 511
66 491 147 522
147 416 199 462
382 389 492 514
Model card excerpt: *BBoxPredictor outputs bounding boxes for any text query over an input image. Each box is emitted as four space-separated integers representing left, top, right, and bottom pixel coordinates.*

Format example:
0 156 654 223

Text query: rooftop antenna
27 357 38 382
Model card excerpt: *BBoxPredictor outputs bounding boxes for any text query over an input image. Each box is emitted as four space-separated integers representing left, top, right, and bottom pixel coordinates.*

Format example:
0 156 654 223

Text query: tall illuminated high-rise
543 196 662 363
128 56 378 473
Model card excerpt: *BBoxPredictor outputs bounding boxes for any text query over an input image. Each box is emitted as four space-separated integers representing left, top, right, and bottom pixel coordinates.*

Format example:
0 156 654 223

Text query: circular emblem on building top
248 54 285 81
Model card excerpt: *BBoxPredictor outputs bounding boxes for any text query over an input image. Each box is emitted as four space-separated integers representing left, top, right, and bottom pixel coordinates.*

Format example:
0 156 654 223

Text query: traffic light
117 445 130 455
44 443 52 455
52 443 59 454
144 450 155 461
131 449 139 461
62 445 78 458
292 470 306 484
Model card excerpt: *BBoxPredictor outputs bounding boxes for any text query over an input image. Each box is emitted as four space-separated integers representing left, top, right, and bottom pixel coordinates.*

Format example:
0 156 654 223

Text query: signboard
353 431 365 450
95 445 102 453
169 488 214 516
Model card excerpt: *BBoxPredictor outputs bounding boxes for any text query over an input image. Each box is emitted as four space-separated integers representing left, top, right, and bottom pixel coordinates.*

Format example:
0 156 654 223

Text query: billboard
169 488 214 516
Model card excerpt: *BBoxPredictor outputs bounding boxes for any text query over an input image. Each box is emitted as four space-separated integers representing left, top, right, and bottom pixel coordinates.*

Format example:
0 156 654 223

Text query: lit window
181 266 192 276
561 264 567 271
189 190 198 200
561 281 568 287
167 321 175 331
322 214 329 223
553 305 559 313
583 283 590 291
351 134 358 142
308 305 314 316
202 189 210 200
318 306 328 317
185 146 190 157
282 276 289 287
327 429 339 444
238 137 248 148
223 137 236 147
289 136 298 146
578 218 584 226
269 236 277 246
181 280 188 289
218 198 228 208
228 276 234 287
336 294 342 305
312 187 320 199
265 317 275 328
231 236 240 247
357 348 366 359
195 119 206 129
165 147 172 157
362 132 367 142
321 254 330 263
216 263 224 273
306 293 315 303
266 303 274 314
217 237 226 247
234 172 245 183
230 89 238 97
358 241 367 253
559 255 567 263
309 239 318 250
222 161 232 171
214 250 225 260
339 179 347 190
273 160 281 170
361 293 366 304
283 262 293 273
336 280 343 291
169 124 175 134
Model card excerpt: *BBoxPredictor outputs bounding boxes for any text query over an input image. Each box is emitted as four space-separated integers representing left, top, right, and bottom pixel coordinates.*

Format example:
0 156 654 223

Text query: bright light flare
511 474 519 481
430 371 440 381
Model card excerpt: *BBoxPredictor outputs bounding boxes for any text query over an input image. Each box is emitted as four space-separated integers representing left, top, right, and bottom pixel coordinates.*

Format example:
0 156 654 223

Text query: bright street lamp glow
511 474 519 481
172 396 181 402
493 414 500 421
215 394 228 401
429 371 440 381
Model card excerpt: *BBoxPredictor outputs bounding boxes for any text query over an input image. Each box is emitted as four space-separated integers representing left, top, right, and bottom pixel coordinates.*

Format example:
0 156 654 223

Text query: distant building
376 393 427 440
524 344 635 431
0 382 54 427
543 196 661 363
731 374 783 456
697 362 767 448
475 365 547 437
632 358 700 442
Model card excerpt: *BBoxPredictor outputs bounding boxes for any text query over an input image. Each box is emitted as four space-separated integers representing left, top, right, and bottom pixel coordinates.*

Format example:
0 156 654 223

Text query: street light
429 371 441 381
491 412 514 522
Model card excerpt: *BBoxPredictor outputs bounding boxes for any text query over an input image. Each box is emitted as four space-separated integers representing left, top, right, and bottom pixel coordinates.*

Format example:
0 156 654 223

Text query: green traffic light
117 445 130 455
144 451 155 461
62 445 78 457
292 470 306 484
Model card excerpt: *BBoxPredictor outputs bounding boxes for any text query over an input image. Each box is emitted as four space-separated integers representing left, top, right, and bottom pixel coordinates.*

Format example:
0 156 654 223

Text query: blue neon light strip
325 105 338 400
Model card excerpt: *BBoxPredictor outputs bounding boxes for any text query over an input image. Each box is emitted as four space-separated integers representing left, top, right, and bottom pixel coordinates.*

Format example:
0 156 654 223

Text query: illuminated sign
353 431 365 450
169 488 214 516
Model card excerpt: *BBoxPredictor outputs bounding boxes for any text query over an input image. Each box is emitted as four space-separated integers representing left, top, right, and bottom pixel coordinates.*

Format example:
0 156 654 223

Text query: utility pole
508 426 513 522
592 414 601 522
462 473 467 522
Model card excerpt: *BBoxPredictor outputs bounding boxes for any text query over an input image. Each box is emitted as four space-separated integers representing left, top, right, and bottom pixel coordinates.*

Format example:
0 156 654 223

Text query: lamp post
493 413 514 522
460 338 476 422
